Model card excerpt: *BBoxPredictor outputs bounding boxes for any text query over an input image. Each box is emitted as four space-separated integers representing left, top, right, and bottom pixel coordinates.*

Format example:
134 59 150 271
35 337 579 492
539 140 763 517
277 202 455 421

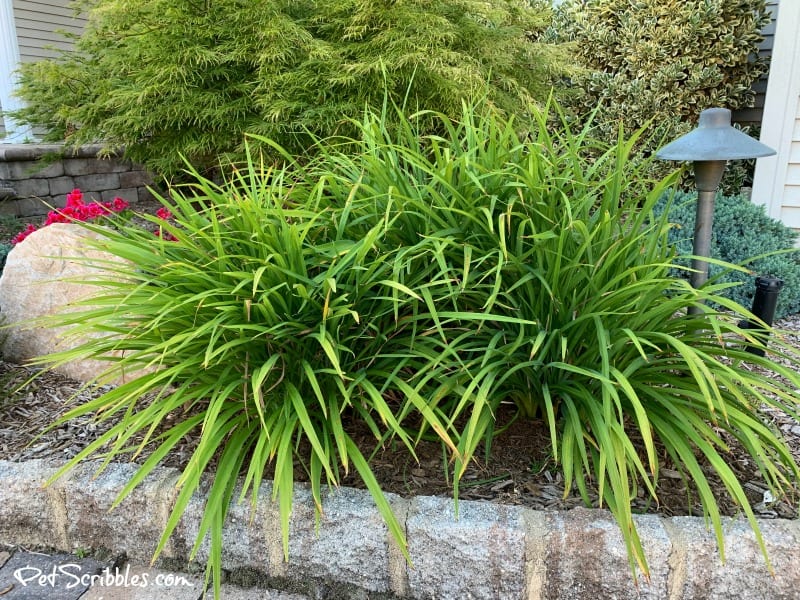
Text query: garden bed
2 352 799 522
3 106 800 596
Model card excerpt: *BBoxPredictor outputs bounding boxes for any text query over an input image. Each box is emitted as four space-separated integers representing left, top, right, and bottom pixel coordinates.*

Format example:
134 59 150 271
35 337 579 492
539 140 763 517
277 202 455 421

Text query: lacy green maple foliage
9 0 569 178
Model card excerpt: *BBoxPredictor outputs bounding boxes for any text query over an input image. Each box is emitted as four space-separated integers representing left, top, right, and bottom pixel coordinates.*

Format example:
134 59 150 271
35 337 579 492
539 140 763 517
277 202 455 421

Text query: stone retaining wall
1 459 798 600
0 144 154 217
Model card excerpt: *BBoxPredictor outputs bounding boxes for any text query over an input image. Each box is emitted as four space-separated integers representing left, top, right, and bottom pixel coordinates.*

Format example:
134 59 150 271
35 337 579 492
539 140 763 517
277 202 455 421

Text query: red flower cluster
12 189 130 245
11 224 37 245
154 206 178 241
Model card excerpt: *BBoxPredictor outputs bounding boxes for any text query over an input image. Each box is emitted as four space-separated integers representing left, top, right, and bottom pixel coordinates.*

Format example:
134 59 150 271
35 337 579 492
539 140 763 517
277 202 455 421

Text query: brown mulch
1 352 799 520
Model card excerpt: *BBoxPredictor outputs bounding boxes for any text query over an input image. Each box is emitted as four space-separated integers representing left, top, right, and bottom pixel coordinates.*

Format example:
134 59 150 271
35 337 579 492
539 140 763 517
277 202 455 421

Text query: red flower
44 211 70 226
65 189 84 208
12 189 167 246
44 206 79 224
85 203 107 219
11 223 38 245
155 229 178 242
112 197 129 212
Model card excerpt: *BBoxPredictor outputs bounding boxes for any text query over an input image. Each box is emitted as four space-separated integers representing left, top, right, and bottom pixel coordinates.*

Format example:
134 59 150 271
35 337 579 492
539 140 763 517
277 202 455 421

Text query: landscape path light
656 108 775 314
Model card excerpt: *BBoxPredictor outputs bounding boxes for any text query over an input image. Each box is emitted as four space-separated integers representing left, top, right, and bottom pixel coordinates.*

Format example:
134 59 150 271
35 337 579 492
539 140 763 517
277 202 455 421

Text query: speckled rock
669 516 800 600
405 495 526 599
0 223 131 383
542 507 672 600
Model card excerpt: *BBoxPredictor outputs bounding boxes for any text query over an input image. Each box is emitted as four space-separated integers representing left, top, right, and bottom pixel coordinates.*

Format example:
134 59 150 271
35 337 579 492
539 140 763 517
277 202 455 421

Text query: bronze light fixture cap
655 108 776 162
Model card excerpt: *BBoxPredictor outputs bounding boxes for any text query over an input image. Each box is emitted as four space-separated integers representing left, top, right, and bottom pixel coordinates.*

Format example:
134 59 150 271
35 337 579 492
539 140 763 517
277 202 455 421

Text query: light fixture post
656 108 776 314
690 160 726 293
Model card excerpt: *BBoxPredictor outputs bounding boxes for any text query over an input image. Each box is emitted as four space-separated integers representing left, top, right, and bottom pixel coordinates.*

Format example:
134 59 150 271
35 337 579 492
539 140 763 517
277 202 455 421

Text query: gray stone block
406 495 526 600
74 173 120 193
671 516 800 600
138 187 157 204
118 170 153 189
64 145 114 160
0 198 24 217
0 460 68 549
64 159 130 177
168 483 208 563
543 507 671 599
62 159 98 177
2 159 64 180
227 482 282 574
101 188 138 204
60 462 180 563
49 194 70 210
0 144 65 161
285 485 398 593
12 178 50 198
180 479 399 591
49 176 79 197
218 585 310 599
175 477 280 575
5 196 55 217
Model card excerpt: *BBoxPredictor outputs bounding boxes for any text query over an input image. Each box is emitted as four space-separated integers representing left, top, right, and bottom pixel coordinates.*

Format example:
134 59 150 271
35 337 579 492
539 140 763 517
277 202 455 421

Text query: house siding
1 0 85 139
780 99 800 227
13 0 86 62
734 0 780 126
751 0 800 234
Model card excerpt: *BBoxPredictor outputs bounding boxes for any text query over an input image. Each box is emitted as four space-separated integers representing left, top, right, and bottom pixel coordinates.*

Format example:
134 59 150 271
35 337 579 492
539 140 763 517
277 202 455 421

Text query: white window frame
0 0 32 142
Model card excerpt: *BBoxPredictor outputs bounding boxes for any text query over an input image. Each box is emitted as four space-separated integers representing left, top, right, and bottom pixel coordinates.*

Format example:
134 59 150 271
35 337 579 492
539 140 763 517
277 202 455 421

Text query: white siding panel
17 41 76 62
779 206 800 230
12 0 86 63
736 0 781 126
15 11 86 29
14 0 79 19
780 186 800 207
754 0 800 225
790 141 800 163
16 26 82 43
788 164 800 185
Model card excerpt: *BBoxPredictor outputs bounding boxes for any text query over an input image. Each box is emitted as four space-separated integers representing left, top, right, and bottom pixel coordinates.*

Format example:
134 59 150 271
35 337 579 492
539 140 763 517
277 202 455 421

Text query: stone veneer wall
0 144 154 217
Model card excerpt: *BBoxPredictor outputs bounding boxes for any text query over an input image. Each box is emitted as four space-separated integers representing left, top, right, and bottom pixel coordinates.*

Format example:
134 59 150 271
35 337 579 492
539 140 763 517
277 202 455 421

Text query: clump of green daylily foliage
29 101 800 596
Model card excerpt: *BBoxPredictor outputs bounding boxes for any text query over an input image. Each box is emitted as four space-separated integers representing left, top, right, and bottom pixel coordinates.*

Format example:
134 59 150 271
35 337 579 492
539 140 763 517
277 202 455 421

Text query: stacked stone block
1 459 798 600
0 144 154 217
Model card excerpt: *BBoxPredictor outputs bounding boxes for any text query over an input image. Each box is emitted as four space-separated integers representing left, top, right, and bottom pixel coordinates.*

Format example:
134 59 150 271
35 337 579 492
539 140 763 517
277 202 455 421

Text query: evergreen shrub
8 0 570 178
656 191 800 319
0 243 10 275
551 0 770 188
